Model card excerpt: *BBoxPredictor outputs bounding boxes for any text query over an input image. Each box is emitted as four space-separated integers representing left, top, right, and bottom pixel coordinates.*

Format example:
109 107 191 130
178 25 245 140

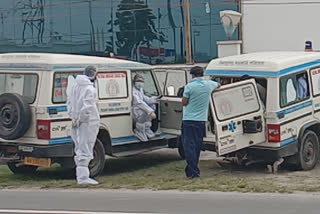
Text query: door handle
277 112 285 119
253 116 262 120
174 110 182 113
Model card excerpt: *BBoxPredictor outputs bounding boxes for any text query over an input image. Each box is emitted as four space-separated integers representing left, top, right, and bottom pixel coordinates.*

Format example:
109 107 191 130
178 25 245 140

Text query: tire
7 162 38 174
89 138 105 177
0 93 31 140
296 130 319 170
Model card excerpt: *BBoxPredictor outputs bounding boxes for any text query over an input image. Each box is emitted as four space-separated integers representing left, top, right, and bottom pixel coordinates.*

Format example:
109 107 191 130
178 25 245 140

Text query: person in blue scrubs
182 66 220 179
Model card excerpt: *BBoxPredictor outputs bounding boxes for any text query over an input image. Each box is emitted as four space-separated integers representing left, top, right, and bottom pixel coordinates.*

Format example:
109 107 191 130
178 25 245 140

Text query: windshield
0 73 38 104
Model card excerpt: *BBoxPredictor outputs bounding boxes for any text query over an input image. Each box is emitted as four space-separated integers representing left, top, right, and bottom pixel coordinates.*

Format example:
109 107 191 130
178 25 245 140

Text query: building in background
0 0 238 64
241 0 320 53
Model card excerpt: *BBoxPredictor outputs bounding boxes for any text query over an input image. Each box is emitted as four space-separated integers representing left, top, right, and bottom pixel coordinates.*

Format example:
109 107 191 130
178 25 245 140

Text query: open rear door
156 69 188 135
211 79 266 156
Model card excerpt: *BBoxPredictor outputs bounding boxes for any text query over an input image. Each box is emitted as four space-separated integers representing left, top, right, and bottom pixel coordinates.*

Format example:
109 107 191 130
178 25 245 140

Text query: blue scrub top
183 77 218 121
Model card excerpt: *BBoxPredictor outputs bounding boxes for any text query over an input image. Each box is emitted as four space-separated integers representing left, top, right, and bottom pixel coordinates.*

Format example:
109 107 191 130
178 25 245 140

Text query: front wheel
89 138 105 177
296 130 319 170
7 162 38 174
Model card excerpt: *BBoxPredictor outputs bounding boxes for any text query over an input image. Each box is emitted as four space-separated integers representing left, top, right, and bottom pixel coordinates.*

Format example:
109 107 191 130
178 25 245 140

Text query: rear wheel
296 130 319 170
7 162 38 174
89 138 105 177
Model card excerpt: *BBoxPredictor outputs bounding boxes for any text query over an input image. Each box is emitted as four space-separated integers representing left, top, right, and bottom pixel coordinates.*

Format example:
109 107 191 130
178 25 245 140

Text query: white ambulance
0 53 179 176
163 52 320 171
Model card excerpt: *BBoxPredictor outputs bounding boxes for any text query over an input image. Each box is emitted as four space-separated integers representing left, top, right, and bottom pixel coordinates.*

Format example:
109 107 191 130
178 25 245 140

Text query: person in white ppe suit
132 74 157 142
67 65 100 185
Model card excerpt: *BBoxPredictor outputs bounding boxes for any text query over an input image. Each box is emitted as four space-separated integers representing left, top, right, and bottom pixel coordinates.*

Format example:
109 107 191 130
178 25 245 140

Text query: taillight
267 124 281 143
37 120 51 140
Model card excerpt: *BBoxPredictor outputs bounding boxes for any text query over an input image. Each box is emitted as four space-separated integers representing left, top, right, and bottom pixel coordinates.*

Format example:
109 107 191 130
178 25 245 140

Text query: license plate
24 157 51 168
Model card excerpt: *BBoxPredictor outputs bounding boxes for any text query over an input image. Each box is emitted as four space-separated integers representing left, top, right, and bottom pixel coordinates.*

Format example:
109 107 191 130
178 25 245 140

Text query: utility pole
238 0 243 54
111 0 114 53
49 0 53 41
184 0 193 64
69 0 72 41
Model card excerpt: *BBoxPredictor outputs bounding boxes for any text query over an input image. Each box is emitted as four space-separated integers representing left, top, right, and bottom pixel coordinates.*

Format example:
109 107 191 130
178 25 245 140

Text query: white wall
242 0 320 53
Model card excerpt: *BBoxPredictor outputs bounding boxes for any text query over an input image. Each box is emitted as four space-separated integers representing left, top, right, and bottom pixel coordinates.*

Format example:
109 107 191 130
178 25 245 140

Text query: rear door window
212 83 260 121
0 73 38 104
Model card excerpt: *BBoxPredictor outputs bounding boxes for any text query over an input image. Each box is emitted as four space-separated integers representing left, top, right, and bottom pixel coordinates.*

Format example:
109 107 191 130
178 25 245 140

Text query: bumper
0 142 73 160
247 140 298 162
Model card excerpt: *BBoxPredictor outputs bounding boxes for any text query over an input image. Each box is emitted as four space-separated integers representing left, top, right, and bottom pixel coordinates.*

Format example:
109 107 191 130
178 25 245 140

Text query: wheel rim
303 140 315 164
0 103 19 129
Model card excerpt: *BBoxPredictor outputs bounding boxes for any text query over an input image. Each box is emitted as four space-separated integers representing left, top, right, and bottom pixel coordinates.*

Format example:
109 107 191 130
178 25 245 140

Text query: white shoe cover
134 123 148 142
78 178 99 185
146 129 155 139
134 130 148 142
145 122 155 139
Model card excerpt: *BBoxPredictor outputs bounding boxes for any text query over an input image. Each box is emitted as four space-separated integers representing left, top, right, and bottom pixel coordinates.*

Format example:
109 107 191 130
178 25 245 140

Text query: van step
111 133 177 146
112 145 167 157
111 134 178 157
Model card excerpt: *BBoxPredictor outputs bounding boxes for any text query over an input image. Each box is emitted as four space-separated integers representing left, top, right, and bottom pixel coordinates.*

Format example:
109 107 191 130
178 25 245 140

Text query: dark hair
240 74 251 80
190 66 204 77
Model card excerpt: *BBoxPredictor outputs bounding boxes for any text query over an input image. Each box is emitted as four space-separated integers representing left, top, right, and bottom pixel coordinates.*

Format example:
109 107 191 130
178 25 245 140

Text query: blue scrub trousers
182 120 205 178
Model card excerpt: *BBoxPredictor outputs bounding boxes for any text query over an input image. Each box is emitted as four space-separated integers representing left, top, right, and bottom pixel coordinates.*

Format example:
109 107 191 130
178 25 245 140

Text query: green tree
113 0 167 59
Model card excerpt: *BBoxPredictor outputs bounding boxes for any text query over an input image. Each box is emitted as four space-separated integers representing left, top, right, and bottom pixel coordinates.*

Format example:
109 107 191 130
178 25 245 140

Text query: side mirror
167 86 175 96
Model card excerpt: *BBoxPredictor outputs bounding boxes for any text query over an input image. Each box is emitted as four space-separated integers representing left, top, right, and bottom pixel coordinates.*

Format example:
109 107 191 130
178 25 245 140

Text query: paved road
0 189 320 214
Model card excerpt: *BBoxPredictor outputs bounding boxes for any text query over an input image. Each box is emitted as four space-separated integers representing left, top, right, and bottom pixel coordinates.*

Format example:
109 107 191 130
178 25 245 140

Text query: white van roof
205 51 320 77
152 63 208 70
0 53 151 71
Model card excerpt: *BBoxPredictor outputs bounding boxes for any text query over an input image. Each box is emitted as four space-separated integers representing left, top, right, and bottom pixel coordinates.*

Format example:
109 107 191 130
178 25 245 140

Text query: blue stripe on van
280 137 297 147
49 137 72 144
205 69 277 77
205 59 320 77
49 133 168 145
47 106 68 113
276 101 312 118
112 135 139 144
112 133 167 145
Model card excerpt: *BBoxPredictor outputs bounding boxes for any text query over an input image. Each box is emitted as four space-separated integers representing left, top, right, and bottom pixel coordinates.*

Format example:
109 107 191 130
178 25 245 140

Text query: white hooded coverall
132 86 157 142
67 75 100 184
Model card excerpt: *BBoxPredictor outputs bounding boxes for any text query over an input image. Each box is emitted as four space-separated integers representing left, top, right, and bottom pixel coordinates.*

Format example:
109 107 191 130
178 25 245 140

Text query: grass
1 150 320 193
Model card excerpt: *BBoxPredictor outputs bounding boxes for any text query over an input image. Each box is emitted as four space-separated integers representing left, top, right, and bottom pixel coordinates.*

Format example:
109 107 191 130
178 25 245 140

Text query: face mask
135 82 144 89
